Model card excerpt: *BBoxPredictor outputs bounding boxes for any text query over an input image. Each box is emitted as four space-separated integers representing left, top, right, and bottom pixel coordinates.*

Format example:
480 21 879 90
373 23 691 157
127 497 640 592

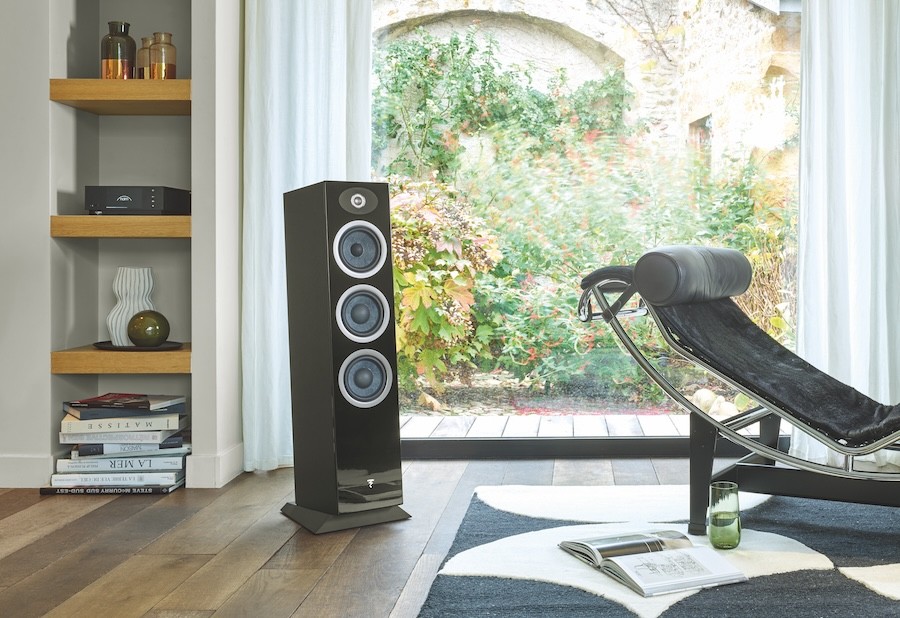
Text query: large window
372 1 800 425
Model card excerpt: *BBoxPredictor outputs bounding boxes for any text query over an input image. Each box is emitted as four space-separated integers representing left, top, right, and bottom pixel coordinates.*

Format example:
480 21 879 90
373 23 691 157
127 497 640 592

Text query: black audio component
281 180 409 534
85 186 191 215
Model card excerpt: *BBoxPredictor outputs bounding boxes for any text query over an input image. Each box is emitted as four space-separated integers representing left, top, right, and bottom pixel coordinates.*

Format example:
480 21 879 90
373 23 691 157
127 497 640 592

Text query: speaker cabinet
281 180 409 534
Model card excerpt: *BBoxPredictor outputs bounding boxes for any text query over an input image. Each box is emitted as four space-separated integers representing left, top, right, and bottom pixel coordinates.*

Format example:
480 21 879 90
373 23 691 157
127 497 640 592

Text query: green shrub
388 176 501 389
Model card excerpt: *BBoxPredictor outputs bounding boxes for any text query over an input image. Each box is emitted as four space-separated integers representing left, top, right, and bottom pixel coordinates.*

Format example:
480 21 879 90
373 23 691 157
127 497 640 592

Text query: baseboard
0 454 54 487
185 441 244 488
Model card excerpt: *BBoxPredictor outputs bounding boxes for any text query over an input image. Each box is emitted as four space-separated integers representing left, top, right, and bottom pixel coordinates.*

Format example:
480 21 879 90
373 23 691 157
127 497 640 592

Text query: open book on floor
559 529 747 597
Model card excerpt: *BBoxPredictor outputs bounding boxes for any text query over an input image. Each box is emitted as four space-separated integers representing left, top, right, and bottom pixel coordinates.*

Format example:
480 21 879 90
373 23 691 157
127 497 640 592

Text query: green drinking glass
708 481 741 549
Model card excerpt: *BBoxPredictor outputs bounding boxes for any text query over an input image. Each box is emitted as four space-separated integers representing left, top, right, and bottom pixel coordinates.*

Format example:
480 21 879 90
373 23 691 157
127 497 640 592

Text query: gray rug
418 485 900 617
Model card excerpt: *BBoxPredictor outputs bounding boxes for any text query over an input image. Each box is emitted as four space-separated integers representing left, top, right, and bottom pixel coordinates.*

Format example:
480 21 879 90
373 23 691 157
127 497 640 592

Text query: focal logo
116 195 134 202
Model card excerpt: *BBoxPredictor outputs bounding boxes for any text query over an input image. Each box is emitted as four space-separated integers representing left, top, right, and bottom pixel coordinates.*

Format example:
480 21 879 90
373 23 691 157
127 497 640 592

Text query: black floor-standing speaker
281 180 410 534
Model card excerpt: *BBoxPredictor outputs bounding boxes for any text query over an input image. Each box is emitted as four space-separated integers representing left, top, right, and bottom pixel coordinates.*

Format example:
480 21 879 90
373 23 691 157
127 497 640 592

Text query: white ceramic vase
106 267 155 346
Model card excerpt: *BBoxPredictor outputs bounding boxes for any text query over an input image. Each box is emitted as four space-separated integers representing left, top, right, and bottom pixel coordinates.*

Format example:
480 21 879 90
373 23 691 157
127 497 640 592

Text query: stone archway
372 0 679 134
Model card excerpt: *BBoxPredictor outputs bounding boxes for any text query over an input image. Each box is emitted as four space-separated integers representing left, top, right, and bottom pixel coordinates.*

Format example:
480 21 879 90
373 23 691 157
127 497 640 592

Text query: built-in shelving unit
0 1 242 489
49 79 193 377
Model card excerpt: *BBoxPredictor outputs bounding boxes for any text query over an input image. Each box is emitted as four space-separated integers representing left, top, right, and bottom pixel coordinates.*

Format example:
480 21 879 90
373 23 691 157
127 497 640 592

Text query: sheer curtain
242 1 373 471
793 0 900 467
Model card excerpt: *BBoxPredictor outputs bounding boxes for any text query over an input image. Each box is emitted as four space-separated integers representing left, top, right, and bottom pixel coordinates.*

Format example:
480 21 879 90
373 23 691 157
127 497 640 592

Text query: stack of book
42 393 191 495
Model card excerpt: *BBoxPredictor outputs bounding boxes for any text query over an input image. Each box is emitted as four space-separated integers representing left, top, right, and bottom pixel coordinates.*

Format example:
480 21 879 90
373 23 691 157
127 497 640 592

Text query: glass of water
708 481 741 549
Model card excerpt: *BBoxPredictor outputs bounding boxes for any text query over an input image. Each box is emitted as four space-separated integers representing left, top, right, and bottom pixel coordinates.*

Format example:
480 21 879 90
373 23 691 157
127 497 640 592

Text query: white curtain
793 0 900 467
242 0 373 471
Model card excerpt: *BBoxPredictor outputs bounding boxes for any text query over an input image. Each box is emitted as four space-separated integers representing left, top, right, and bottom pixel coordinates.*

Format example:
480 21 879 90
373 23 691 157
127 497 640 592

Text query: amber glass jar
149 32 176 79
100 21 136 79
136 36 153 79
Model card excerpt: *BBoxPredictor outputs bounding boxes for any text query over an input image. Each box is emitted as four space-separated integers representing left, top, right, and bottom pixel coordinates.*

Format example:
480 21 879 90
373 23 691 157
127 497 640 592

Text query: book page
602 547 746 596
559 530 692 565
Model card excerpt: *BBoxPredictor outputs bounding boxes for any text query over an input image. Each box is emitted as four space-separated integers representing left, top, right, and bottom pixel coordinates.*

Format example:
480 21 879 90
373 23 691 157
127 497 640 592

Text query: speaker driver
336 284 390 343
338 349 393 408
338 187 378 215
332 221 388 278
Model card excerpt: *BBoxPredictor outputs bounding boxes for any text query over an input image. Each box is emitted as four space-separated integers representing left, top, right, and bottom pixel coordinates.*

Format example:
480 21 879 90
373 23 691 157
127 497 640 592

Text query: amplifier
85 186 191 215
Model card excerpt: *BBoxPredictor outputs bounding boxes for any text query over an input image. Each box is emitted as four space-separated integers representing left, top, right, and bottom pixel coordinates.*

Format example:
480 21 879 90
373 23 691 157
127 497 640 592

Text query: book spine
59 429 179 445
72 436 185 457
40 481 184 495
57 456 185 473
51 472 184 487
60 414 183 433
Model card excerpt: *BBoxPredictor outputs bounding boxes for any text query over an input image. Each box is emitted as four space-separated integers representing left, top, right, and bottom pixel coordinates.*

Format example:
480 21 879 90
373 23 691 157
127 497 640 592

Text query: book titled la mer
60 413 185 433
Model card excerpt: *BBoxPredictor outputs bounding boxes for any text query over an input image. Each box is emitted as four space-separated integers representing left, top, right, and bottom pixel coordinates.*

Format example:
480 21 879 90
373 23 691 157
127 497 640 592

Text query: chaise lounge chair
577 245 900 534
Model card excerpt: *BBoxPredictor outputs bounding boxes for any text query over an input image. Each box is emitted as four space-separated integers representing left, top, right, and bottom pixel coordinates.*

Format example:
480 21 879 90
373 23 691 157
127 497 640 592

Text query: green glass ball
127 310 171 347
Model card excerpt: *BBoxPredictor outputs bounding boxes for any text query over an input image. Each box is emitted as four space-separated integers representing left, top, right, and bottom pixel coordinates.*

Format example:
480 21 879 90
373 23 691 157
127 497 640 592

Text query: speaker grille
338 349 393 408
332 221 387 278
336 284 390 343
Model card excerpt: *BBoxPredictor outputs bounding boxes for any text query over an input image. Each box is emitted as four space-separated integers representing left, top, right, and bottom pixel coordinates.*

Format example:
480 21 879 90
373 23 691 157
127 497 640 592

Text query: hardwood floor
0 457 693 617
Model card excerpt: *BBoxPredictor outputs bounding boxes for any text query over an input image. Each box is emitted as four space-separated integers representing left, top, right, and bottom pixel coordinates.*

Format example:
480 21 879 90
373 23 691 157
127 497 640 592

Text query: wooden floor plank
0 493 164 587
153 499 300 612
290 460 468 617
0 494 115 560
43 554 211 618
0 454 705 618
211 569 322 618
142 469 294 555
264 524 358 571
390 460 508 618
0 489 42 522
0 488 226 618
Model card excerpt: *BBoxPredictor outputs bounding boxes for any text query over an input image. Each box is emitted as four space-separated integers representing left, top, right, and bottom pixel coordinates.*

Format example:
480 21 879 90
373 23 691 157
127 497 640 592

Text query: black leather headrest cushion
633 246 752 306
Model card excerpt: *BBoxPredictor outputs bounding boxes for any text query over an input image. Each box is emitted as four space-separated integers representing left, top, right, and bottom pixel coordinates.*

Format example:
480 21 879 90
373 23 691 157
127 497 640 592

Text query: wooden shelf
51 343 191 374
49 79 191 115
51 215 191 238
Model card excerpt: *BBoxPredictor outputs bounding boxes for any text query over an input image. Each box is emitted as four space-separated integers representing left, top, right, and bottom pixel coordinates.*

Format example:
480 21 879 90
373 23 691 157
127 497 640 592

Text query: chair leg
689 413 718 535
758 413 781 466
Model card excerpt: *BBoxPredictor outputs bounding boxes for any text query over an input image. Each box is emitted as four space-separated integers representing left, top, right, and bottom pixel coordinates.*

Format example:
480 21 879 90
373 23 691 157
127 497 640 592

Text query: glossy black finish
282 181 404 529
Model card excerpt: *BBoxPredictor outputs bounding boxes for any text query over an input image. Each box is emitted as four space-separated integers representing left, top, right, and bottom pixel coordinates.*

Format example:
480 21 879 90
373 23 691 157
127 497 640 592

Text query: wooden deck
400 413 790 439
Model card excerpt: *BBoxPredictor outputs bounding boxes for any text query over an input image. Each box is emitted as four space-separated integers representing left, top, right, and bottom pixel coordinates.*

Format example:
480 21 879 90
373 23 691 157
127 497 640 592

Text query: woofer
332 220 387 278
336 284 390 343
338 349 393 408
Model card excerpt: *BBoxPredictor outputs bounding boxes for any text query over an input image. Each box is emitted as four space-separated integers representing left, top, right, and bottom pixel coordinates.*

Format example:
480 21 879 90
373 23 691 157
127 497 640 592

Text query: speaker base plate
281 502 410 534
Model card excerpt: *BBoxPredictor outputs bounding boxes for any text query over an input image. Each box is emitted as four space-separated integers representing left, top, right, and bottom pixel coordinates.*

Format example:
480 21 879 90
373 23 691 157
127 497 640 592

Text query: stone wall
373 0 800 168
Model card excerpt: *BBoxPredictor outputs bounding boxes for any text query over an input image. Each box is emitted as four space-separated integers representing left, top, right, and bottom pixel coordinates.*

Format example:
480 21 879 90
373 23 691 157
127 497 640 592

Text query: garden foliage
373 28 796 403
